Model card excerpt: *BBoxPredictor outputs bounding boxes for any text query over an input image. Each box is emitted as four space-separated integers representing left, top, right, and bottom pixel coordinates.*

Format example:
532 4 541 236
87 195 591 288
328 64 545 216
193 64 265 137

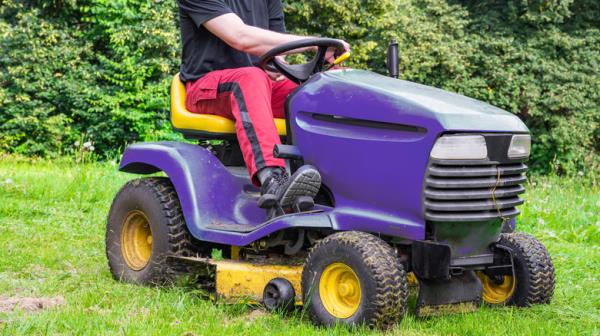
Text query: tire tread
501 232 555 306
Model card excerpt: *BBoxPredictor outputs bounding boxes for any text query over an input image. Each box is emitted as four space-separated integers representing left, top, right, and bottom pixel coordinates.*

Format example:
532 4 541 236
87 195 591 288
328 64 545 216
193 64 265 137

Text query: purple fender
119 142 333 246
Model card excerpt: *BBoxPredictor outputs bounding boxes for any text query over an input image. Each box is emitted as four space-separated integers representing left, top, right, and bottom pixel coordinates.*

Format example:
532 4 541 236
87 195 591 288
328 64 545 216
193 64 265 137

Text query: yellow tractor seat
170 74 287 139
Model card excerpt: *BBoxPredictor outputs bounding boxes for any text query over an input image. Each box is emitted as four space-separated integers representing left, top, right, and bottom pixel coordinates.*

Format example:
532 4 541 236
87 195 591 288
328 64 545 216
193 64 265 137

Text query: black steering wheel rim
259 38 346 84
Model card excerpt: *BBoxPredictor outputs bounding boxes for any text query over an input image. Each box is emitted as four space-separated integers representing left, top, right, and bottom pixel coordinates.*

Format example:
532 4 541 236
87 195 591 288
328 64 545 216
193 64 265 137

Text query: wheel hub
477 272 516 304
121 210 153 271
319 262 361 318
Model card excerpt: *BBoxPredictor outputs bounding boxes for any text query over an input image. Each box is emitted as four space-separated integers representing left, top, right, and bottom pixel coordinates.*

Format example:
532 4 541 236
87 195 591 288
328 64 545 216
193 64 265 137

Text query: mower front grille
424 162 527 222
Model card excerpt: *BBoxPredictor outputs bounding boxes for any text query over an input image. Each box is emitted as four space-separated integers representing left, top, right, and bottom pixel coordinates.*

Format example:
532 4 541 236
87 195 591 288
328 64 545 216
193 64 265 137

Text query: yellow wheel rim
121 210 153 271
477 272 516 304
319 262 361 318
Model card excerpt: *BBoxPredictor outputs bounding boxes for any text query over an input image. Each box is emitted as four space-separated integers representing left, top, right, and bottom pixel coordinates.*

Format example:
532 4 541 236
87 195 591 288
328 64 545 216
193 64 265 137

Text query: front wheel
301 231 408 329
478 232 555 306
106 177 206 285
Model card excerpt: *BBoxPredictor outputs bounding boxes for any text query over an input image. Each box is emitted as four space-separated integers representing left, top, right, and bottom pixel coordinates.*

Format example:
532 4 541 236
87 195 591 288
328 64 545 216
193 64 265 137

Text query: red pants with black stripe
185 67 298 185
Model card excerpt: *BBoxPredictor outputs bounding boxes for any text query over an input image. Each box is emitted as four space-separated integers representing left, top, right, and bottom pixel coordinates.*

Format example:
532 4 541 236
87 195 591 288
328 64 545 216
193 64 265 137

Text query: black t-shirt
177 0 286 82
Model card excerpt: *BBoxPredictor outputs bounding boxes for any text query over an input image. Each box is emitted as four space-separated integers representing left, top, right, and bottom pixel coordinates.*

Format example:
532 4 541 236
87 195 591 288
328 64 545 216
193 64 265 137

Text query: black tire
263 278 296 312
301 231 408 329
106 177 207 285
480 232 555 307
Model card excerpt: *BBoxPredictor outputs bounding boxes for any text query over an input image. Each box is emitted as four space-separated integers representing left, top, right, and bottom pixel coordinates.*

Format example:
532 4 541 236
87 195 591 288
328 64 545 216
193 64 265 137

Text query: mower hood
316 70 528 133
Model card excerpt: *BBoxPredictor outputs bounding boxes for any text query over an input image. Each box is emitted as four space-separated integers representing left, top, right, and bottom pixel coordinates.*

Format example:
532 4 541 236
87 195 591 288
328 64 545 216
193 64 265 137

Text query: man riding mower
105 0 555 329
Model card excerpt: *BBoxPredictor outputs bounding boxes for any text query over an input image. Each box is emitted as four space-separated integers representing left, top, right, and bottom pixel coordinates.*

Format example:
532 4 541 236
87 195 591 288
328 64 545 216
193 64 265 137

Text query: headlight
508 134 531 159
430 135 487 160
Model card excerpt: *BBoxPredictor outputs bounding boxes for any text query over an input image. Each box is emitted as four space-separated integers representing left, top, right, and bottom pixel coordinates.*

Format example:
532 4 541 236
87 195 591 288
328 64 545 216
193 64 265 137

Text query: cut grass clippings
0 156 598 335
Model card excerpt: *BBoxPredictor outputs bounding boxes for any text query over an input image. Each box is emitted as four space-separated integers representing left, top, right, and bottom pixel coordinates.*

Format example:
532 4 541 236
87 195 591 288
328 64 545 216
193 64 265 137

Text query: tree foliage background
0 0 598 174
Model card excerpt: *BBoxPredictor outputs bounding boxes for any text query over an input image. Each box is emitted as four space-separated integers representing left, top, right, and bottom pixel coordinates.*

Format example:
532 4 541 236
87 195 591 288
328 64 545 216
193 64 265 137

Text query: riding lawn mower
106 38 555 328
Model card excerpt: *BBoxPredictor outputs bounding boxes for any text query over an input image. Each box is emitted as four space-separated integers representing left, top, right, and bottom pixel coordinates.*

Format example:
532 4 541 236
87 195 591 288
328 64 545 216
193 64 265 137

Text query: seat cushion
171 74 287 136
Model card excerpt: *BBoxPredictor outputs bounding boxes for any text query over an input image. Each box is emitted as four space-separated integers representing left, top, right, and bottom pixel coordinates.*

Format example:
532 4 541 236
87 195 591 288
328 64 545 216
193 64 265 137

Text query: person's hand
266 55 286 81
266 70 285 81
325 39 351 67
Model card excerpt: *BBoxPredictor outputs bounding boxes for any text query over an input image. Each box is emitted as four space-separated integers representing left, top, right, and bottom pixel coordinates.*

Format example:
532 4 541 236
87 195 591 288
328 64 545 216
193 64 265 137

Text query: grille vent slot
424 162 527 222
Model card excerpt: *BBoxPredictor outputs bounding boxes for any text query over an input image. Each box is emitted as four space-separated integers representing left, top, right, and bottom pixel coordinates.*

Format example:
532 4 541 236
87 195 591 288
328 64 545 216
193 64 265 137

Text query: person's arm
203 13 318 56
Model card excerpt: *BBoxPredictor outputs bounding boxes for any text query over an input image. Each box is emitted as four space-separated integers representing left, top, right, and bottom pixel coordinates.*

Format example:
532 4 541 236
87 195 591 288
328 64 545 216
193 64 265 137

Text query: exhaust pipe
387 40 399 78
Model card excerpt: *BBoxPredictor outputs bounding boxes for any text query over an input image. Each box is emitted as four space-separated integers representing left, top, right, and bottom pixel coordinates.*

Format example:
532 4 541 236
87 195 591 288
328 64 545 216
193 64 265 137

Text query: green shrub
0 0 597 174
0 0 180 159
454 0 600 174
0 1 93 156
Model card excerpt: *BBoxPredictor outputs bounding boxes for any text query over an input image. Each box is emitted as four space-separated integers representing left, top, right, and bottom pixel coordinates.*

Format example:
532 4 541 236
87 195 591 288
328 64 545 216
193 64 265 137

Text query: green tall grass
0 156 598 335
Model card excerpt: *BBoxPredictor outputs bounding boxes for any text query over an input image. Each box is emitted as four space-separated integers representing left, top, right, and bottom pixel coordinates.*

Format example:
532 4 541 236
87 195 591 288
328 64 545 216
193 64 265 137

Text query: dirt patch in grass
246 309 268 321
0 296 65 313
223 309 269 327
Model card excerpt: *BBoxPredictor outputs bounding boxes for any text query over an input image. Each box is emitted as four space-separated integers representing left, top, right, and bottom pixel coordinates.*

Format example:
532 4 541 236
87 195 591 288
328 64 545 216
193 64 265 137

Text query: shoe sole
278 166 322 208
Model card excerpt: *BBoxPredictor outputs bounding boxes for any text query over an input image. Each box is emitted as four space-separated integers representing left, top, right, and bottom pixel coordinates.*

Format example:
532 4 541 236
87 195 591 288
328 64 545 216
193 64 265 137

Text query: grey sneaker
260 165 321 208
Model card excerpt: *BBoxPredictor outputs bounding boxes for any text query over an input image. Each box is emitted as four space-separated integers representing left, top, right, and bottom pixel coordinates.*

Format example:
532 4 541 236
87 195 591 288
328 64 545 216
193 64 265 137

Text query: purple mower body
109 39 554 326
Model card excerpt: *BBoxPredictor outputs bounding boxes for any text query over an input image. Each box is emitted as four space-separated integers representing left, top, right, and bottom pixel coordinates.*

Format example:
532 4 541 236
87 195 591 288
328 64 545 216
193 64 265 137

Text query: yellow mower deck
176 255 419 305
213 260 303 304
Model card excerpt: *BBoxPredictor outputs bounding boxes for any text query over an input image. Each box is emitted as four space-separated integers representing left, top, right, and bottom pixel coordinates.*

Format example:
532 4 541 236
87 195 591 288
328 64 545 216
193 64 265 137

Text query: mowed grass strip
0 156 598 335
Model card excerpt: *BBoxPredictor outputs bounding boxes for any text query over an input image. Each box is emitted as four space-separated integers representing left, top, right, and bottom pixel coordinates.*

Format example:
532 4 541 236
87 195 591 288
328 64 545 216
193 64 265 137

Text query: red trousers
185 67 298 185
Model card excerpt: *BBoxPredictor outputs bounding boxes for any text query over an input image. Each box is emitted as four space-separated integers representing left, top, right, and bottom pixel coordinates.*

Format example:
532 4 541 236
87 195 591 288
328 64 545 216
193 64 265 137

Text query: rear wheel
106 177 207 285
478 232 555 306
302 231 408 329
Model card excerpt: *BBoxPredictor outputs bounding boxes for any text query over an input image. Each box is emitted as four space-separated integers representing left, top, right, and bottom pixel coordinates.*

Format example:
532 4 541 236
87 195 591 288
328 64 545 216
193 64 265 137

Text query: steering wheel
259 38 349 84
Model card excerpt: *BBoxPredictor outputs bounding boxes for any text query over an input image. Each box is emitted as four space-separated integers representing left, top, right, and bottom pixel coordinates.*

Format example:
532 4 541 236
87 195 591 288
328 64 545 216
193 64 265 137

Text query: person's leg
186 67 285 184
185 68 321 209
271 78 298 119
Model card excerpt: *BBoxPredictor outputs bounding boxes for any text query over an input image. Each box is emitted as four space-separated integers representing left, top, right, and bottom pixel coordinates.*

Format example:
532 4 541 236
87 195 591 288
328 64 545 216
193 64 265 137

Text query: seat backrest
170 74 238 138
170 74 287 139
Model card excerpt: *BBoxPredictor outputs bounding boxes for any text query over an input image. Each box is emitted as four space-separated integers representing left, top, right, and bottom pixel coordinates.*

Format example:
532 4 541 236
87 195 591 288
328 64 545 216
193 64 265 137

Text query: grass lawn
0 156 598 335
